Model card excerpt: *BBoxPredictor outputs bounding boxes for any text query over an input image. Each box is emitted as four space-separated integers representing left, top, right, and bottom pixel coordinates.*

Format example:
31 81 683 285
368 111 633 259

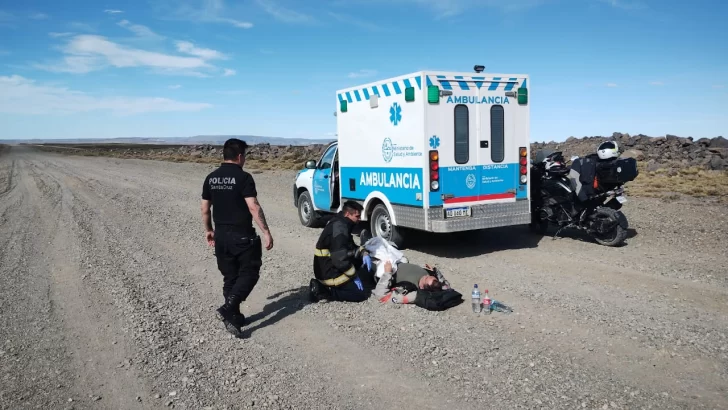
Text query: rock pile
532 133 727 171
175 143 329 162
80 143 331 168
36 133 728 173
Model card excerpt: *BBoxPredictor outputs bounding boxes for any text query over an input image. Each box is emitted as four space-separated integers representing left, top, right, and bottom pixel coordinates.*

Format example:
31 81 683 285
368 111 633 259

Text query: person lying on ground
372 260 451 304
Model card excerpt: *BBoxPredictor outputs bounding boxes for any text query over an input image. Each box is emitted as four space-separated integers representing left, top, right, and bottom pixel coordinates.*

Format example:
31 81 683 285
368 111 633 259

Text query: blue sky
0 0 725 142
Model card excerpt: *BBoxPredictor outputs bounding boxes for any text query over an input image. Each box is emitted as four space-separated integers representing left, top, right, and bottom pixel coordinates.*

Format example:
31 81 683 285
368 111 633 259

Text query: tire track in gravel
0 156 88 409
0 157 16 197
44 163 158 409
6 153 157 409
5 147 727 410
36 153 706 408
397 233 728 407
44 151 728 407
35 146 472 409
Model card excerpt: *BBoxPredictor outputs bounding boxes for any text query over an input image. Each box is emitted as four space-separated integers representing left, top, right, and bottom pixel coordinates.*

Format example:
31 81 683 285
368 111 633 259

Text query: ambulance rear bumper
427 200 531 233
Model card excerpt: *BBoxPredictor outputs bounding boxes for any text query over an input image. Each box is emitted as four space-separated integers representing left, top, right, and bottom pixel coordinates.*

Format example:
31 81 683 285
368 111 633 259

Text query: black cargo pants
213 226 263 302
324 265 376 303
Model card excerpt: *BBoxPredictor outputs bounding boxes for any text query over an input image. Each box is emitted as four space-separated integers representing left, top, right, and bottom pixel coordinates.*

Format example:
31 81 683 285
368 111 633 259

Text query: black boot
216 295 244 338
309 278 331 302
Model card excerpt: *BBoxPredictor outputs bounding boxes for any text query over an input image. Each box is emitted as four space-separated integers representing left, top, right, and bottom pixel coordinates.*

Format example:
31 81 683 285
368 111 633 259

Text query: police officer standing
200 138 274 338
309 200 375 302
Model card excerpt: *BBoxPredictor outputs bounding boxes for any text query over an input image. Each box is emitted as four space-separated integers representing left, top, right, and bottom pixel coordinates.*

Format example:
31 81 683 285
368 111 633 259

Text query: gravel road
1 146 727 410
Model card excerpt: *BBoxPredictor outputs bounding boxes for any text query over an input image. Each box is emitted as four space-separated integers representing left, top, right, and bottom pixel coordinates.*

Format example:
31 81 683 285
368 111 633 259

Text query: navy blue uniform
202 163 262 307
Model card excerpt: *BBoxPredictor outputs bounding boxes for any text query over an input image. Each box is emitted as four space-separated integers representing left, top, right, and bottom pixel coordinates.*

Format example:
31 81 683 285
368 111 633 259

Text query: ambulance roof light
474 65 485 73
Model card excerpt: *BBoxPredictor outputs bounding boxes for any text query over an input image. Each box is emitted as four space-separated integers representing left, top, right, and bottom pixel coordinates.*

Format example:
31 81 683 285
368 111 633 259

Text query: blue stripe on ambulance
341 167 424 207
429 164 522 207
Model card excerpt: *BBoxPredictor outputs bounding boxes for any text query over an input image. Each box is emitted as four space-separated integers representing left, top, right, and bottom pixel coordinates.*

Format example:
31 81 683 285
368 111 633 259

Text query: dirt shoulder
1 146 726 410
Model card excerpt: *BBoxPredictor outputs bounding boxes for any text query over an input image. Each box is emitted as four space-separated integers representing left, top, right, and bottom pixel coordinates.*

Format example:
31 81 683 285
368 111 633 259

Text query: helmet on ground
597 140 619 160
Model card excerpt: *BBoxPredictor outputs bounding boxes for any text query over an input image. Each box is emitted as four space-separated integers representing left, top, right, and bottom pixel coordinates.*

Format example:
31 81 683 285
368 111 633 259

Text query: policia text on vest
200 138 274 338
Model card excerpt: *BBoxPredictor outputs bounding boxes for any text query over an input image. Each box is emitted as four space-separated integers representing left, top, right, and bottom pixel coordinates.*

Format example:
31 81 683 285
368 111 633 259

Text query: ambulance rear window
490 105 504 163
454 104 469 164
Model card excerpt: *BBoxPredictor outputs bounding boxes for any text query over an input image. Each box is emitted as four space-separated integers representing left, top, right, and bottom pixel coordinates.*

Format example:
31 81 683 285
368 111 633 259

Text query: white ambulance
293 65 532 248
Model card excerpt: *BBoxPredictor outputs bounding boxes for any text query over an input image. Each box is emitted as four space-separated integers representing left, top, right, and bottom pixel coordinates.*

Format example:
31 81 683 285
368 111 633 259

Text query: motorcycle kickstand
553 223 572 240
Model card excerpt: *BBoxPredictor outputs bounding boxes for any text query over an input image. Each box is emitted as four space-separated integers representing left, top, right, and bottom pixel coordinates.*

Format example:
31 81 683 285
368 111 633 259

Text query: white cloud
606 83 618 87
68 22 96 32
0 75 211 116
348 69 377 78
713 85 725 89
118 20 165 40
328 12 384 31
36 35 211 75
598 0 646 10
29 13 50 20
166 0 254 28
175 40 227 60
216 89 248 95
222 19 253 28
331 0 546 17
169 84 182 89
223 68 236 76
104 9 124 14
49 32 73 38
254 0 314 23
649 81 664 86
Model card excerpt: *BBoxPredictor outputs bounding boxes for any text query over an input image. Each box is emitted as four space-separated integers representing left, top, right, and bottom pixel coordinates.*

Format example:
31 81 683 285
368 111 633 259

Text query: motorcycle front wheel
590 207 628 247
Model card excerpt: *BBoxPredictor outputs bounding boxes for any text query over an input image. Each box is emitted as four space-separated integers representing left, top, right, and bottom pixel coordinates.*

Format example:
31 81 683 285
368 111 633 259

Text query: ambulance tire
370 204 405 249
297 191 320 228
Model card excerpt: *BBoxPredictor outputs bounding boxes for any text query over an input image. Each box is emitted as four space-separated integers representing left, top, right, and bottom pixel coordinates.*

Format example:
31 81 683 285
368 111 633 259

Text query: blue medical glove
353 276 364 291
362 254 372 271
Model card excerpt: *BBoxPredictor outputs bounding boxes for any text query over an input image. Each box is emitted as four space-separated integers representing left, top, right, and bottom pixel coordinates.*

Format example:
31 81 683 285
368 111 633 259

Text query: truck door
312 144 337 211
477 78 518 202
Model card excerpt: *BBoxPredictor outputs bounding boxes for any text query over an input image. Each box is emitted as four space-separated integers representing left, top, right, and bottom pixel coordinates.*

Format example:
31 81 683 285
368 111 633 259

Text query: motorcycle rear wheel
590 208 627 247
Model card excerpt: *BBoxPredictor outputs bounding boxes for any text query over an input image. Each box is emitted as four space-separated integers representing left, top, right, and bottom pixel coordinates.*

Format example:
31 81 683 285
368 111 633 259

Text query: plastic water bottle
471 284 481 313
482 289 491 315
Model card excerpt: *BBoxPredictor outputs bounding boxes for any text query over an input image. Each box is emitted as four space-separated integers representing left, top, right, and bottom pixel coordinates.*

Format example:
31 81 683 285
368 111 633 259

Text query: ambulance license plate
445 207 471 218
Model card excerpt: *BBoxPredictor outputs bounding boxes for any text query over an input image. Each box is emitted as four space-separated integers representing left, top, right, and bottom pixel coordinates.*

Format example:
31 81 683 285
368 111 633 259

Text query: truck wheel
297 191 319 228
370 204 405 249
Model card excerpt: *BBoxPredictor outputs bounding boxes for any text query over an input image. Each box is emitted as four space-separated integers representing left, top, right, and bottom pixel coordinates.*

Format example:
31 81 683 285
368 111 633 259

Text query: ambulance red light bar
519 147 528 184
429 150 439 191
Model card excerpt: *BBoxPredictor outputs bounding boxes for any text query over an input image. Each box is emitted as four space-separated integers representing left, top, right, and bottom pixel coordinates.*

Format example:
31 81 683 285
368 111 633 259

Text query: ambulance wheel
370 204 405 248
297 191 319 228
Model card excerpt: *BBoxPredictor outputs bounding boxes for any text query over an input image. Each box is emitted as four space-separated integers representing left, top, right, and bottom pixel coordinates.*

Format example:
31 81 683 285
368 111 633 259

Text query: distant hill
1 135 336 146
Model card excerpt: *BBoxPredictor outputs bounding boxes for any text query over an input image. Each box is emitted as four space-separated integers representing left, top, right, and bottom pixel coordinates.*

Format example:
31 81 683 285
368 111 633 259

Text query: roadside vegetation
29 143 728 202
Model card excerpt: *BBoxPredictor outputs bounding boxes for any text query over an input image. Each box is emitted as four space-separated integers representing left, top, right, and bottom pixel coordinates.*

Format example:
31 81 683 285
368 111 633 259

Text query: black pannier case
596 157 639 184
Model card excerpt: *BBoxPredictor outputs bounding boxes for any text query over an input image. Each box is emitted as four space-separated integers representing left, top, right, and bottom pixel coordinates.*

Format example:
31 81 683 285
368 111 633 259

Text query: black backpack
413 288 463 311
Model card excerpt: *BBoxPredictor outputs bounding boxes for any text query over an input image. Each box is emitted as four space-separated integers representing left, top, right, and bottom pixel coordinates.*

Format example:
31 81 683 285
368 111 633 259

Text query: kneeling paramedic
309 201 375 302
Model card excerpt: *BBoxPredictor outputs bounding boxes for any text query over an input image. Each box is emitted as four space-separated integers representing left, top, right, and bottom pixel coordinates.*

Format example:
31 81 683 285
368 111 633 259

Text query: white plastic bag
363 236 407 278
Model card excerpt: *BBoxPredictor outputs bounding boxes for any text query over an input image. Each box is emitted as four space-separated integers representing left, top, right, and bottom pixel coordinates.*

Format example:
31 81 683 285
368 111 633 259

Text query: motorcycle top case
596 157 639 184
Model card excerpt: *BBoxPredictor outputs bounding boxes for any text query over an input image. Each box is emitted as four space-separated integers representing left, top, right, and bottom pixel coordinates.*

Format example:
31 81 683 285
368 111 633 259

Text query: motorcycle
528 149 638 247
